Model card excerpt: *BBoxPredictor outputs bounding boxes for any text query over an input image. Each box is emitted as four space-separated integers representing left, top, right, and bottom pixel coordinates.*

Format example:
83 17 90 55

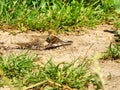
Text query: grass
0 53 104 90
115 21 120 30
0 0 118 32
114 0 120 13
103 29 120 60
103 43 120 60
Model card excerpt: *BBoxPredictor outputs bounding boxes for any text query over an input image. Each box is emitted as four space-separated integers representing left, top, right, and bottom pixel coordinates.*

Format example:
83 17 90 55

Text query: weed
114 0 120 13
0 53 35 79
0 67 11 87
0 53 103 89
0 0 117 32
114 30 120 42
103 43 120 60
115 21 120 30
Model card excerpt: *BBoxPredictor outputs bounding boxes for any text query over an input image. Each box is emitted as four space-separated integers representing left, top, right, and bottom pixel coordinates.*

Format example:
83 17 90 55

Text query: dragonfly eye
46 37 51 43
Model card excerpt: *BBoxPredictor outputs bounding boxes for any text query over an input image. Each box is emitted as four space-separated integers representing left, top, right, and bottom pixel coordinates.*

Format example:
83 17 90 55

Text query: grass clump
0 54 35 79
103 30 120 60
115 21 120 30
103 43 120 60
0 53 103 90
0 0 117 31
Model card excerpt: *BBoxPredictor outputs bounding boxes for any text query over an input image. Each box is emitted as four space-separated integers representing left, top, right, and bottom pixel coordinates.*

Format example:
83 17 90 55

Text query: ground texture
0 24 120 90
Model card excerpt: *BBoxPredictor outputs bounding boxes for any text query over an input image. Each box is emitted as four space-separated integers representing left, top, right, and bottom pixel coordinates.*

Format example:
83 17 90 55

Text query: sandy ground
0 24 120 90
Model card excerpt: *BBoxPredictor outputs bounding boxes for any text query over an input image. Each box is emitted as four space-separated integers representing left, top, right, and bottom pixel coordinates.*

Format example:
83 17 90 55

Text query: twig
76 43 94 64
48 80 62 87
47 80 72 90
25 80 47 90
83 43 94 60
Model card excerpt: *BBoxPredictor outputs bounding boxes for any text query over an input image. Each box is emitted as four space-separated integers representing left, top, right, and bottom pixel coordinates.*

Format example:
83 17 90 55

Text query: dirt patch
100 60 120 90
0 24 119 90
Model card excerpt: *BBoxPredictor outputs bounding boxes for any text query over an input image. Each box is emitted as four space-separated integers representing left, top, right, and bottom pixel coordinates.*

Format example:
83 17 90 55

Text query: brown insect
46 35 73 47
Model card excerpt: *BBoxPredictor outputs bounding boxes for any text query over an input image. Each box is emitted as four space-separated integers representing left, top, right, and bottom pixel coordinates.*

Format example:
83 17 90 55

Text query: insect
46 35 73 47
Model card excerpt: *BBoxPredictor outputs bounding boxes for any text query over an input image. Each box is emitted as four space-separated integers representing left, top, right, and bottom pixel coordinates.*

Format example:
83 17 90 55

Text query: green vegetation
0 53 103 89
114 0 120 13
0 0 118 32
103 43 120 60
114 30 120 42
103 30 120 60
115 22 120 30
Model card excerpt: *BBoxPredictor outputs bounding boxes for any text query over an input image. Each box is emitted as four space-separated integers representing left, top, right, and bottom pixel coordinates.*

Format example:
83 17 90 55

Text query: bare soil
0 24 120 90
